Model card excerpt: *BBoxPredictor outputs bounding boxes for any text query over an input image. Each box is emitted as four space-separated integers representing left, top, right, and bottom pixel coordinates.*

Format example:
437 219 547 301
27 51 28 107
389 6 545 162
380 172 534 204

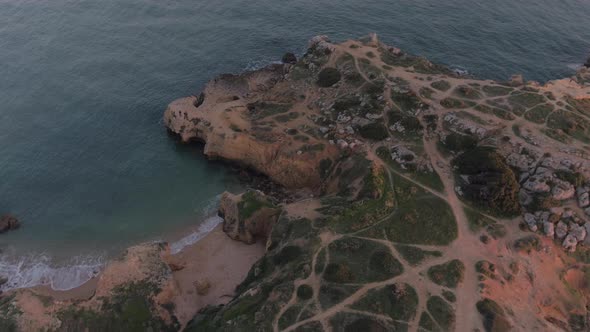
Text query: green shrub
431 80 451 91
452 147 520 216
359 122 389 141
427 260 465 288
296 284 313 300
272 246 303 265
317 67 342 87
476 298 512 332
442 132 477 152
427 296 455 330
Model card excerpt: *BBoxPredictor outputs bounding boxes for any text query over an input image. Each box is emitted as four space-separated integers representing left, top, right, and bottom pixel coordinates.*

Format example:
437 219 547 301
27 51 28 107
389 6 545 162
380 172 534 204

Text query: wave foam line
0 254 105 292
169 215 223 255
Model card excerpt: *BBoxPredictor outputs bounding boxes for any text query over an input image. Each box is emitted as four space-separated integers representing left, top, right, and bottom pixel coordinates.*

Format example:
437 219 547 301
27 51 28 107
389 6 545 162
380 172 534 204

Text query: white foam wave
0 195 225 291
566 63 583 71
0 254 104 291
169 215 223 254
200 193 222 216
242 59 283 72
450 66 469 76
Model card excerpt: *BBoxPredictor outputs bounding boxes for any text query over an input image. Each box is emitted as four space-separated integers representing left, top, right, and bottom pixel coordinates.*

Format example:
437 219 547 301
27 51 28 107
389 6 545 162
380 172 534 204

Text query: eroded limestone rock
219 190 281 244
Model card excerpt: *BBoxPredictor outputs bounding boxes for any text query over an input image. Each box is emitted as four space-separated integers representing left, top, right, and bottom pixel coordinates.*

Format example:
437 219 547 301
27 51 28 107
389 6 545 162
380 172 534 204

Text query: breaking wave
169 215 223 254
0 253 104 292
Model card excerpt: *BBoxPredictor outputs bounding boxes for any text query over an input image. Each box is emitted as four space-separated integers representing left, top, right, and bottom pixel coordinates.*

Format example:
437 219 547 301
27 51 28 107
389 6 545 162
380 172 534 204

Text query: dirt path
422 137 485 332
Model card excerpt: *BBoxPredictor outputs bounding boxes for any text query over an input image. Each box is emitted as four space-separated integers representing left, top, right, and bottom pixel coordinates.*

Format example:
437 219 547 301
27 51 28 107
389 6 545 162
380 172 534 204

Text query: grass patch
317 67 341 87
351 283 418 321
325 237 403 283
247 101 292 119
377 146 445 193
547 109 590 143
391 91 426 114
440 132 477 154
419 312 441 332
431 80 451 91
507 92 545 115
427 296 455 331
524 103 553 124
420 87 435 99
359 122 389 141
442 290 456 303
474 104 516 120
319 284 360 310
297 284 313 300
427 260 465 288
476 298 512 332
513 235 541 253
453 85 483 100
238 191 275 220
452 147 520 216
359 171 457 245
440 97 476 109
395 245 442 266
482 85 513 97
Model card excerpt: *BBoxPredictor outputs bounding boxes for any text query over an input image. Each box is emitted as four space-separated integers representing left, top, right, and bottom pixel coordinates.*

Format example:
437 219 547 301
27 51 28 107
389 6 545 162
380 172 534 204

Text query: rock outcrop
0 215 20 233
163 60 339 190
219 190 281 244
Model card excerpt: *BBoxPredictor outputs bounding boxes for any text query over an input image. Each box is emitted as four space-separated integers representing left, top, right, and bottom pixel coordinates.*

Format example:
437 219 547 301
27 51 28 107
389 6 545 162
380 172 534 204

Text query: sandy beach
165 224 266 326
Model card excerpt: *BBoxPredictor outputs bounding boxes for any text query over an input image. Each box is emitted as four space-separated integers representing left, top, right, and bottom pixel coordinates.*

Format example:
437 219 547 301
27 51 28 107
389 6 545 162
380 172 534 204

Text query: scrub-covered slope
166 35 590 332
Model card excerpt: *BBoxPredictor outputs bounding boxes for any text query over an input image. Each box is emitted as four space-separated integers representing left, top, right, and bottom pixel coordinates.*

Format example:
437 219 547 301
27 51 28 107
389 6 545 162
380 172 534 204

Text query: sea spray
0 253 104 291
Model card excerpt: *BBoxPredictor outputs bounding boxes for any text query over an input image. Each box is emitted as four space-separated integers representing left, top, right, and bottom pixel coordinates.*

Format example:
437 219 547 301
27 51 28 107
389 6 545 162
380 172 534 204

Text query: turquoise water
1 0 589 290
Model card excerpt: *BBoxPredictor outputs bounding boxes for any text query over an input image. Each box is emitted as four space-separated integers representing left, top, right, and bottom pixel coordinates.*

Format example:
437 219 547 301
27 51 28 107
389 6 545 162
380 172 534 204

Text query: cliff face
219 190 281 244
164 63 339 190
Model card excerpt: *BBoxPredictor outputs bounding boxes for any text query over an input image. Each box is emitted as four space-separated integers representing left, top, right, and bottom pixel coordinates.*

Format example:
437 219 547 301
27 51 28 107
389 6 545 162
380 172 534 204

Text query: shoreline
16 222 265 326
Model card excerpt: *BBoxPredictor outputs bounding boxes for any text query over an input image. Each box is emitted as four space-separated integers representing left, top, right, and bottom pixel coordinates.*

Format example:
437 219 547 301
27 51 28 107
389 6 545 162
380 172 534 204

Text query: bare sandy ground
164 224 265 326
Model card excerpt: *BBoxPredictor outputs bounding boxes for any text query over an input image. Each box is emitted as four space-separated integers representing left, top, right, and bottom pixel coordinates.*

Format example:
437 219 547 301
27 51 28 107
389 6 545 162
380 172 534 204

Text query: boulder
522 176 550 193
556 221 568 239
281 52 297 65
308 35 333 54
219 190 281 244
0 276 7 287
551 180 575 201
584 223 590 245
509 74 525 86
0 215 20 234
585 56 590 68
524 213 538 232
569 223 587 242
543 222 555 238
578 191 590 208
563 234 578 252
194 279 211 295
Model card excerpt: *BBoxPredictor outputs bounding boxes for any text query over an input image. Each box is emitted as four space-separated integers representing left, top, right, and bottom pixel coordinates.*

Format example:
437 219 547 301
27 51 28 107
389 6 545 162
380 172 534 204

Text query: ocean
1 0 589 290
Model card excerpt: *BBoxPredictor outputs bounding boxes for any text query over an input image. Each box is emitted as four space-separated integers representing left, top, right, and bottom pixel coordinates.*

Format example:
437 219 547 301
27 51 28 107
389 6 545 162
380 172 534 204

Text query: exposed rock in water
219 190 281 244
281 52 297 64
0 215 20 234
584 56 590 68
